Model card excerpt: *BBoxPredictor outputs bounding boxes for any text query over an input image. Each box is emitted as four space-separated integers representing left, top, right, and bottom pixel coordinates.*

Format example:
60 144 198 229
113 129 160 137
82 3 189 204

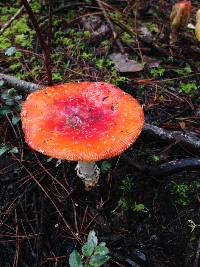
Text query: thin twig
46 0 53 82
21 0 52 85
96 0 124 53
122 155 200 177
13 209 20 267
133 10 144 66
0 0 31 34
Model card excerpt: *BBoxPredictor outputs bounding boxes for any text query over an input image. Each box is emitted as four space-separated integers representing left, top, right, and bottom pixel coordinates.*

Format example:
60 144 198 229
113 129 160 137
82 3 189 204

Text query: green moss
0 36 11 49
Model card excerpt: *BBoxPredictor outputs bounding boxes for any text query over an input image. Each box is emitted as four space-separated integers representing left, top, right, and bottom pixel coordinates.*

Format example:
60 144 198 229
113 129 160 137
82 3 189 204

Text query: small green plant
188 220 200 233
52 72 62 81
152 154 160 162
137 84 145 96
30 1 41 12
109 11 122 20
95 58 113 69
120 176 134 192
112 176 149 215
149 67 165 78
69 230 110 267
1 88 23 108
114 76 129 86
131 203 148 213
174 64 192 75
0 144 19 156
100 161 111 174
180 82 197 95
171 181 190 206
106 67 129 86
0 36 11 49
112 197 129 214
81 52 93 61
63 37 74 47
144 22 159 33
101 39 110 48
121 32 134 45
0 86 22 125
83 31 92 38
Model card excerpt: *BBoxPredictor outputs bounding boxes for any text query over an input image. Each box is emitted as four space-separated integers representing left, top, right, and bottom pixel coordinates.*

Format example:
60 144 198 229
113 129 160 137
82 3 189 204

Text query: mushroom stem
75 161 100 190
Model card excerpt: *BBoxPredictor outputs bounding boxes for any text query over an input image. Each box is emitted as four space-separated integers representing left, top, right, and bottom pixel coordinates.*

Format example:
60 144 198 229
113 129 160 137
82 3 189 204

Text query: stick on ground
96 0 124 53
0 73 40 92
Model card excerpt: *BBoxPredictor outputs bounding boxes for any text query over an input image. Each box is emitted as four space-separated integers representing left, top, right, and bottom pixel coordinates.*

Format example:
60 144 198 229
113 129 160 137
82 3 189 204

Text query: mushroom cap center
43 95 115 140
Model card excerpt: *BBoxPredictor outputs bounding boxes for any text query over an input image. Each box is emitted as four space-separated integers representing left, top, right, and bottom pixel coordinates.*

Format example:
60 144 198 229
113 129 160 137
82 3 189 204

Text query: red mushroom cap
170 1 191 28
21 82 144 161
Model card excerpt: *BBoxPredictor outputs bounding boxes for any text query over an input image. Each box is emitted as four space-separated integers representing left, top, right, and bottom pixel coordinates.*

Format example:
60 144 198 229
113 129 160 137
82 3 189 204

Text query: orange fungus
21 82 144 161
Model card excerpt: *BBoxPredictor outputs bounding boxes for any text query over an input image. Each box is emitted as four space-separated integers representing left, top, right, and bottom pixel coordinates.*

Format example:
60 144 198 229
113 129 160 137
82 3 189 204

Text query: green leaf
0 145 10 156
52 72 62 81
46 157 53 162
82 230 98 256
0 80 4 87
89 255 110 267
82 239 95 257
0 106 11 116
100 161 111 174
69 250 83 267
5 46 16 56
5 99 15 106
87 231 98 247
14 95 22 101
1 89 16 105
9 147 19 154
94 243 109 256
12 115 20 125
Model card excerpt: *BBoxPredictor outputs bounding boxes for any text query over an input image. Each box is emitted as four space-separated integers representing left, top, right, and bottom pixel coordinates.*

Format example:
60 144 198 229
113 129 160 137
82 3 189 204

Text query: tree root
0 73 199 153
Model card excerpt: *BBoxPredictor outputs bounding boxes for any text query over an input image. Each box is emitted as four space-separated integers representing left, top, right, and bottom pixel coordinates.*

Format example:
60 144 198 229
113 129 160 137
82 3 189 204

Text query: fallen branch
122 155 200 177
0 73 199 152
143 123 200 153
0 73 40 92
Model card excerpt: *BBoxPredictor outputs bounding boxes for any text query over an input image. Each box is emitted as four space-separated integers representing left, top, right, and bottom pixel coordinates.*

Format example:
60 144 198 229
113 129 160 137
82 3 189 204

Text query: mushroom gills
75 161 100 190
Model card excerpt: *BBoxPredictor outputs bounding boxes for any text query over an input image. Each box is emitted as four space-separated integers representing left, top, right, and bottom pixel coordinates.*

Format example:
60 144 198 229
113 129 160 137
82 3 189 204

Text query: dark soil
0 1 200 267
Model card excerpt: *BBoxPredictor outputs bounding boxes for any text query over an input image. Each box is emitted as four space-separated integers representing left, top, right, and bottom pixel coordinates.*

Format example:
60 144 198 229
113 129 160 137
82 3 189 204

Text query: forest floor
0 1 200 266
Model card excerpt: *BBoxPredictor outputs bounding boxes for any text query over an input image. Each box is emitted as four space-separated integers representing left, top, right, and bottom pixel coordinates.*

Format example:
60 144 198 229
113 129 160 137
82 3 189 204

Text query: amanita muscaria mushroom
21 82 144 190
170 1 191 44
195 9 200 42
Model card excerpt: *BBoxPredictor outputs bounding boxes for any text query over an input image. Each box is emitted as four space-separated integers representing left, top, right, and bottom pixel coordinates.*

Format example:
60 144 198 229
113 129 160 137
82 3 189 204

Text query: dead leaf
109 53 143 73
143 55 162 68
